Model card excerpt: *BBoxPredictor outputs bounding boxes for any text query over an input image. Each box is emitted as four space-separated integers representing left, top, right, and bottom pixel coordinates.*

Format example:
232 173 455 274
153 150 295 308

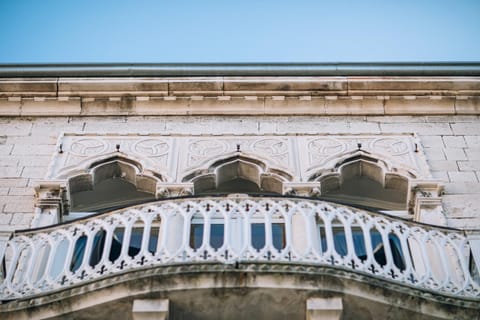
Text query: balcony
1 196 479 301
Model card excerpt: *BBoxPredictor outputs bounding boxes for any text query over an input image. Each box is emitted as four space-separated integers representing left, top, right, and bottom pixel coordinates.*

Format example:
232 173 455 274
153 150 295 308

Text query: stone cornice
0 76 479 115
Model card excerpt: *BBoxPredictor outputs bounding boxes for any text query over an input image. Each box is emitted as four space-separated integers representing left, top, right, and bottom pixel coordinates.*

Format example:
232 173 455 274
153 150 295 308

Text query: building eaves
1 62 480 77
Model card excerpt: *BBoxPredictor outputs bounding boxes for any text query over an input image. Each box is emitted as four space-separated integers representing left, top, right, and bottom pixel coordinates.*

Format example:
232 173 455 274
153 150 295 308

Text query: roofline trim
1 62 480 77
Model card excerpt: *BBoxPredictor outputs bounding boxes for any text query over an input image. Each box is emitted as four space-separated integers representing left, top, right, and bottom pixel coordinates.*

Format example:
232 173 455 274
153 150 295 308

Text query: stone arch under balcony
182 153 294 195
307 150 419 213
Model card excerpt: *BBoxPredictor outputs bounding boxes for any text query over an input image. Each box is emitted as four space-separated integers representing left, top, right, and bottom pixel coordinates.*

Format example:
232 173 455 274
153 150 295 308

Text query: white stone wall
1 115 480 230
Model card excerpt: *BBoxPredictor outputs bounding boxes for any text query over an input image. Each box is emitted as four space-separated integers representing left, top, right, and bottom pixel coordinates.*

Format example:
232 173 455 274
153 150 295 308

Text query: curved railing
0 196 479 300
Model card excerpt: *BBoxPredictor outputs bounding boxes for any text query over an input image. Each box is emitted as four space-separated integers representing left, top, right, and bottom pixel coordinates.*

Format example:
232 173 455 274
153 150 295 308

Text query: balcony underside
0 263 478 320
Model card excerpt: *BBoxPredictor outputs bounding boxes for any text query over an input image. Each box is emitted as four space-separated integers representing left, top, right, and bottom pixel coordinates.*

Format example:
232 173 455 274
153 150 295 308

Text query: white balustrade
0 196 479 300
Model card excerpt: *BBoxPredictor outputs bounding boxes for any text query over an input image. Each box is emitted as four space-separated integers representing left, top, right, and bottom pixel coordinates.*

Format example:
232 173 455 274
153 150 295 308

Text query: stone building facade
0 64 479 319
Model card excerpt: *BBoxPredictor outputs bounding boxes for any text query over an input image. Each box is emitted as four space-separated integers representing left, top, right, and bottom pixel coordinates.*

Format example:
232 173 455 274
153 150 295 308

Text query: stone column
132 299 169 320
306 297 343 320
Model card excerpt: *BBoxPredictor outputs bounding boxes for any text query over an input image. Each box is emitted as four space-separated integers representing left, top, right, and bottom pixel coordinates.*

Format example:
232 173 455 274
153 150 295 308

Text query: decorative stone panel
33 133 443 224
47 133 433 183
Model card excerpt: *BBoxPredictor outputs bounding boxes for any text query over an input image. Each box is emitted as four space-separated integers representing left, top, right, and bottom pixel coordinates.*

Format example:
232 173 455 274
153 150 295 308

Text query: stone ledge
0 77 479 98
0 95 478 116
0 76 479 116
1 263 477 320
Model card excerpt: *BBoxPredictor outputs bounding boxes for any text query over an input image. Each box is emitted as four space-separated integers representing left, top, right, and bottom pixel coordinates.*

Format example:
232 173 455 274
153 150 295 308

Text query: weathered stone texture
21 166 48 179
443 148 467 160
442 136 466 148
448 171 478 182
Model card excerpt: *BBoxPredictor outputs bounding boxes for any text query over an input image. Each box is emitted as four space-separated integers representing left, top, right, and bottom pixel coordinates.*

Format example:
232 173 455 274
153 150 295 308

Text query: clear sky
0 0 479 63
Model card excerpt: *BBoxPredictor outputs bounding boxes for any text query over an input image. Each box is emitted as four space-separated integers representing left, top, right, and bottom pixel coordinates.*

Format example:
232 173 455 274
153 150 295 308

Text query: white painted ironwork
1 196 479 300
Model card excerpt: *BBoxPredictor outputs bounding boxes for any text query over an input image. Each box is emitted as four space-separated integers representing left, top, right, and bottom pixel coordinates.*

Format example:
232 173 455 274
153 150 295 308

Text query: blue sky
0 0 479 63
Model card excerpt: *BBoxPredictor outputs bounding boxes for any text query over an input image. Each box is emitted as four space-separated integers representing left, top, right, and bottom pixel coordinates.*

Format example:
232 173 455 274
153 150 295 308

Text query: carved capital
34 181 68 213
156 183 194 198
409 181 445 224
282 182 321 197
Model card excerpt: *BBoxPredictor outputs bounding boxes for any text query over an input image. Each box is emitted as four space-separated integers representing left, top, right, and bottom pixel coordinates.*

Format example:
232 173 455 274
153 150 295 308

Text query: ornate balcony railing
1 196 479 300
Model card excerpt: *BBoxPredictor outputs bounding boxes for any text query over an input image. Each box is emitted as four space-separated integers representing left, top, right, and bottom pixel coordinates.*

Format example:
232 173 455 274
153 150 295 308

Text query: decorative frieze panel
47 135 174 180
48 133 431 183
180 136 293 178
298 135 428 180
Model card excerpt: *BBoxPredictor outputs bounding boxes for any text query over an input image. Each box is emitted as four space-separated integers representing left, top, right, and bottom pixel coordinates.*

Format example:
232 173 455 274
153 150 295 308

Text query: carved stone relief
181 136 292 178
299 134 428 180
35 133 442 225
48 135 173 180
47 133 432 184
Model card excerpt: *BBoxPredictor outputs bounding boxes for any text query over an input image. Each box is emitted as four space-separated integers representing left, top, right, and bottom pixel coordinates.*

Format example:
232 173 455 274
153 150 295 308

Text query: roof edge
1 62 480 77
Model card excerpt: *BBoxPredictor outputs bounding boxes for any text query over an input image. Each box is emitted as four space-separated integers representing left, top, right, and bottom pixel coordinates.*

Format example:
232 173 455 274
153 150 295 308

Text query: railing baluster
140 215 152 259
264 204 273 257
43 234 61 283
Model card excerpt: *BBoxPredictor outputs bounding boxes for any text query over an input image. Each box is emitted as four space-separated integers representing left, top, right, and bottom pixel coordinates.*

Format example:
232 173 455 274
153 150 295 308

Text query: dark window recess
251 223 286 252
190 223 225 250
190 224 204 250
70 227 159 272
272 223 286 251
210 224 224 250
251 223 266 250
319 228 406 271
470 251 480 282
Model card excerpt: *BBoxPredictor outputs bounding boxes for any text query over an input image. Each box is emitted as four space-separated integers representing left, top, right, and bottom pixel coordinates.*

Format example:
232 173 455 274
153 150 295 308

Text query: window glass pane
319 225 327 253
148 226 159 254
272 223 285 251
370 229 386 266
128 227 143 257
333 228 347 257
210 224 224 250
110 228 124 262
70 235 87 272
251 223 265 250
318 225 406 270
190 224 203 250
352 230 367 260
89 230 106 267
470 251 480 283
388 233 405 270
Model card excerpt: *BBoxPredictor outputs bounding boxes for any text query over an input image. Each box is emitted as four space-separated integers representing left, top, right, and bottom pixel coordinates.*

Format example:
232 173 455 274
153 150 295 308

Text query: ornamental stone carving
39 133 442 224
47 133 433 183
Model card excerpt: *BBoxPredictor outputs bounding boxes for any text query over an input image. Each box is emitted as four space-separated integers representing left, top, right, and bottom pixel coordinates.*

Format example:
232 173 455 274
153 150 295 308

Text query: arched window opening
317 157 409 212
67 159 158 219
190 157 288 196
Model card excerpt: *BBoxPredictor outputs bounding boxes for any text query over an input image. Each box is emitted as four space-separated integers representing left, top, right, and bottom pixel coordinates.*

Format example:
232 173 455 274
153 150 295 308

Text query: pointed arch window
185 155 292 196
312 154 411 213
66 157 162 220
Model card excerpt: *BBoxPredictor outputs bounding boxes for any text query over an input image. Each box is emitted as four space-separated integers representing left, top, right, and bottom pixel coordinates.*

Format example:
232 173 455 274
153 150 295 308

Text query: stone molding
0 77 479 116
1 263 478 319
